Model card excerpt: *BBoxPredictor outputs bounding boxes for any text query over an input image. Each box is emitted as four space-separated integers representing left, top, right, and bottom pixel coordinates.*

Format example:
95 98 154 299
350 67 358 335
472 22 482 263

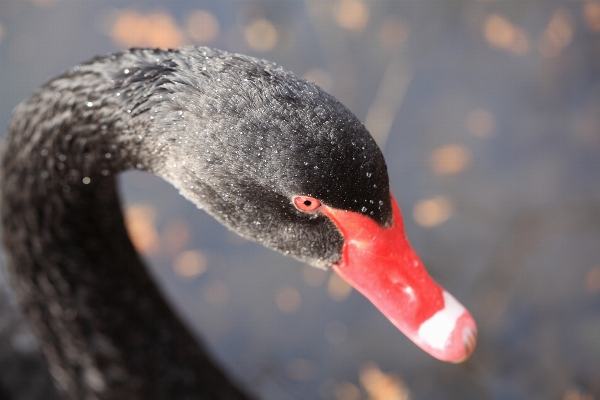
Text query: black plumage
1 47 391 399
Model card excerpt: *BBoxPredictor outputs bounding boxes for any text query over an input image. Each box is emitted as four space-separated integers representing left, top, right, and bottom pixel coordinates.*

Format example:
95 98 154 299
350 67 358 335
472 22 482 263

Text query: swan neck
1 49 251 399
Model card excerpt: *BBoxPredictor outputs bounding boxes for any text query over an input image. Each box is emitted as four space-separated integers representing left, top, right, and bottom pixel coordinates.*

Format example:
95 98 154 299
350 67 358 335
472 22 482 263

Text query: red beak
321 194 477 362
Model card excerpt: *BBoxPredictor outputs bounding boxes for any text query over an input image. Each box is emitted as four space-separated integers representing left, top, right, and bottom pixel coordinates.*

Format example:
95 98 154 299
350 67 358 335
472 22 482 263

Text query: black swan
1 47 476 399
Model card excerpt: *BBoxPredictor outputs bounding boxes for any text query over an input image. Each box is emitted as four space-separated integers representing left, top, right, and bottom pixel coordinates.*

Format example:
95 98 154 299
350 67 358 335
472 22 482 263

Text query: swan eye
293 196 321 212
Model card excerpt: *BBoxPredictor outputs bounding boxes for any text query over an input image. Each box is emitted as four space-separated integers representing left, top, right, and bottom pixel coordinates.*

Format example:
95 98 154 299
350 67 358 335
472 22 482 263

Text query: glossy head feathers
103 47 392 267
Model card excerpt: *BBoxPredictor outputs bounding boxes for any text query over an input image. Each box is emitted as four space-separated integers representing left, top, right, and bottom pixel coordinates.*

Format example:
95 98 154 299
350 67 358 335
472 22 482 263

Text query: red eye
293 196 321 212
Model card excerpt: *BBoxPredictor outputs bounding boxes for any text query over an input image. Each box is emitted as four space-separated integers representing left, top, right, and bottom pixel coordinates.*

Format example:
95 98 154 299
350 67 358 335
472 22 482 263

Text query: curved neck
1 50 251 399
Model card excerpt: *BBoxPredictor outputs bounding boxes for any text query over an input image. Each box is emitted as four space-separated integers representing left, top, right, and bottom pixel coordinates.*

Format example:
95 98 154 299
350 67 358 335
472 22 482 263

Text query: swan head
130 47 476 362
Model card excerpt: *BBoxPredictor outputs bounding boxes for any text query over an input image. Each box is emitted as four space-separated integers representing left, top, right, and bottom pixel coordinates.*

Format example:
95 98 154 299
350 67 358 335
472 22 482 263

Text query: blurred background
1 0 600 399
